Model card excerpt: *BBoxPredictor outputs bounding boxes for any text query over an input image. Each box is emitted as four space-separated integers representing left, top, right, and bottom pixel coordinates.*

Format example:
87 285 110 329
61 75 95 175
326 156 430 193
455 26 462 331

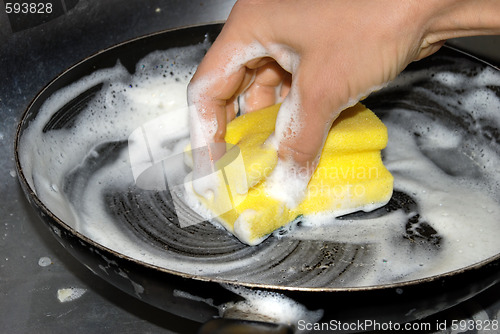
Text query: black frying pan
15 24 500 333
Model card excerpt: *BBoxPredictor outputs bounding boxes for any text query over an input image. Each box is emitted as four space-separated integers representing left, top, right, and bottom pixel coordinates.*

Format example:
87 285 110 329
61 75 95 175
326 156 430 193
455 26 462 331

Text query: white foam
57 287 87 303
38 256 52 267
265 158 309 208
221 284 323 330
433 71 466 87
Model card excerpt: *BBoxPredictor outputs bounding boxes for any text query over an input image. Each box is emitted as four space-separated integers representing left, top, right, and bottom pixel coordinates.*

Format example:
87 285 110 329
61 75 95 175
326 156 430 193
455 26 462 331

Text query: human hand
188 0 500 206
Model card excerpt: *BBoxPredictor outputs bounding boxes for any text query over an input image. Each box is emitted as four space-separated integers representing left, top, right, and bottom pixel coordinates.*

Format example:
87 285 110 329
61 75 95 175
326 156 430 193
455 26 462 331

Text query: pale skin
188 0 500 203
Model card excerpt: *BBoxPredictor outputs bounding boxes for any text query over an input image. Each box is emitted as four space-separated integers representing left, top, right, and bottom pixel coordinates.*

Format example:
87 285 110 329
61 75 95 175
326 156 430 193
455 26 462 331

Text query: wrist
422 0 500 45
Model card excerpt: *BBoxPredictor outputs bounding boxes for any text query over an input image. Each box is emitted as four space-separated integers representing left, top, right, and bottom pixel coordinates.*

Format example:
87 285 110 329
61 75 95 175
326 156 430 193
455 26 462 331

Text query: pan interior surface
17 27 500 289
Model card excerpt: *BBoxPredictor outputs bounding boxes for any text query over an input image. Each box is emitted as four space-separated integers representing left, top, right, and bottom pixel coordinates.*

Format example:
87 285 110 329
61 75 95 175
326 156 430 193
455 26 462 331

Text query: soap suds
264 158 310 208
57 288 87 303
38 256 52 267
221 284 323 330
18 41 500 290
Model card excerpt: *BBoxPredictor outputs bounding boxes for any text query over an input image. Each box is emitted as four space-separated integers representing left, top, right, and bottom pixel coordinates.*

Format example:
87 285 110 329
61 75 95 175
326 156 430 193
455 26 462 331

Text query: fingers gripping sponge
194 103 393 245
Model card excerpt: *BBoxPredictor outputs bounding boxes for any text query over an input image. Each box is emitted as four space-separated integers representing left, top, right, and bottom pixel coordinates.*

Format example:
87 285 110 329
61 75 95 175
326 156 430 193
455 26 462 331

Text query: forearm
423 0 500 45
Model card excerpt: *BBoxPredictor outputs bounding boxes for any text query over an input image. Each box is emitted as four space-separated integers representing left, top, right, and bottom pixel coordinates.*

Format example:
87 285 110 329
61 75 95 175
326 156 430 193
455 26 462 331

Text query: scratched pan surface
15 24 500 325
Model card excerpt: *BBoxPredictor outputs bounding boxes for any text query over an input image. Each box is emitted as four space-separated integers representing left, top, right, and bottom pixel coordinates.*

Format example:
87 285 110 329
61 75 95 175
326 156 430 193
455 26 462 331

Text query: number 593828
5 2 53 14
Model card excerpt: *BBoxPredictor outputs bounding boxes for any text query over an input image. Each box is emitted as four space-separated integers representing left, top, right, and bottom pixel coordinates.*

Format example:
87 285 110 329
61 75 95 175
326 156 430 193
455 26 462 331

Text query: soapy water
220 284 324 329
57 287 87 303
173 285 323 331
38 256 52 267
18 41 500 288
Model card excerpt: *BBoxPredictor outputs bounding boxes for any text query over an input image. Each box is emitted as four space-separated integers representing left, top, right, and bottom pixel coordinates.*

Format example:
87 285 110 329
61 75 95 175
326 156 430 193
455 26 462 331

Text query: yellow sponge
194 103 393 245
